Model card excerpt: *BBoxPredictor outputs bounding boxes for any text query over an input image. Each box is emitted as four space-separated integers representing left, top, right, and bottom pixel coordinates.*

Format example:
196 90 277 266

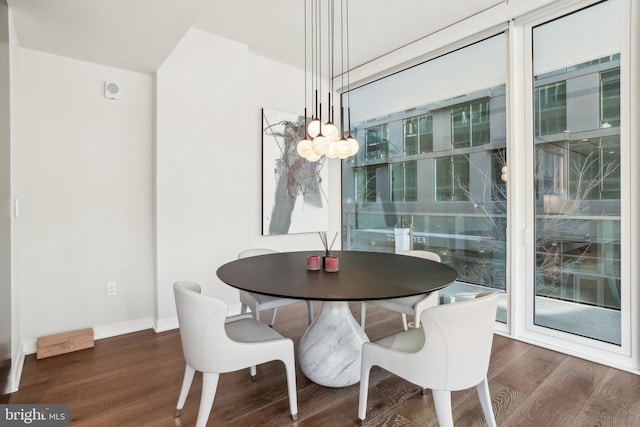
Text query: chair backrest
173 281 233 372
238 248 278 259
417 293 498 391
399 250 441 263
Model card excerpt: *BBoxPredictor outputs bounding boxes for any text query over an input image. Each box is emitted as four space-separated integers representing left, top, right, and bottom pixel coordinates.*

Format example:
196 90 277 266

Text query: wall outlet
106 281 117 297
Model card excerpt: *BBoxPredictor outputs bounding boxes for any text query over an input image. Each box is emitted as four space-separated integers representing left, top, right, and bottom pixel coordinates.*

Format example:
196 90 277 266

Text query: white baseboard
13 305 244 393
154 316 178 333
3 346 24 394
22 317 155 356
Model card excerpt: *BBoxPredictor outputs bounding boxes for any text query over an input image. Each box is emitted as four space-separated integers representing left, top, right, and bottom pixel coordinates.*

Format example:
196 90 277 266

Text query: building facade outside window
533 56 621 340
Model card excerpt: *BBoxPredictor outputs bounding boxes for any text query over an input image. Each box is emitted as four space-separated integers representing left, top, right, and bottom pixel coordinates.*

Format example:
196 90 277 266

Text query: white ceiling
7 0 505 74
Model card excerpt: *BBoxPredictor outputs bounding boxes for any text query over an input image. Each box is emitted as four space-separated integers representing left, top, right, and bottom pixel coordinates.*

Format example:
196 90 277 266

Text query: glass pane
471 100 490 146
452 155 470 201
404 161 417 201
342 34 507 323
418 115 433 153
601 68 620 127
535 82 567 137
532 0 621 344
404 118 419 155
452 106 470 149
365 124 388 161
390 163 403 202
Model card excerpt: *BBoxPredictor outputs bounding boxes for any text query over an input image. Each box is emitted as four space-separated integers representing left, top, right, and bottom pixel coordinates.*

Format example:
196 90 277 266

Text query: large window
532 0 622 345
339 0 634 371
342 34 508 316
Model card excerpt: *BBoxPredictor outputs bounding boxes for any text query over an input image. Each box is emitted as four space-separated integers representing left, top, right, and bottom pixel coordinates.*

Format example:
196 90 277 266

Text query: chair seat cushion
374 327 424 353
370 294 427 314
241 290 301 310
225 317 285 343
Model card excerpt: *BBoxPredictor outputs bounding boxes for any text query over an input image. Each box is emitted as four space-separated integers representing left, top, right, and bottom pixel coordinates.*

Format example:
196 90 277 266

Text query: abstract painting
262 108 328 235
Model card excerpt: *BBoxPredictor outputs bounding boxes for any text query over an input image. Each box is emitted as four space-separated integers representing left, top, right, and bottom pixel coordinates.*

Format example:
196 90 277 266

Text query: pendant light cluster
297 0 359 162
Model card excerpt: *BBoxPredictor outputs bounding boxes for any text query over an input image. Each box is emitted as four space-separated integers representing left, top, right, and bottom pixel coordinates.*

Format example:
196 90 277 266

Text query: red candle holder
307 255 320 271
324 256 339 272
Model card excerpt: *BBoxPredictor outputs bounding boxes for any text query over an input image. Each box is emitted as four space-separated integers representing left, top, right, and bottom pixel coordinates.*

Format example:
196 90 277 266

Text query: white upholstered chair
238 248 314 326
360 250 442 331
173 281 298 427
358 292 498 427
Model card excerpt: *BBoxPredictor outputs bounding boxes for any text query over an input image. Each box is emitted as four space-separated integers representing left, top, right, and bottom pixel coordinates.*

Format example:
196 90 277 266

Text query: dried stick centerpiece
319 232 339 272
319 231 338 256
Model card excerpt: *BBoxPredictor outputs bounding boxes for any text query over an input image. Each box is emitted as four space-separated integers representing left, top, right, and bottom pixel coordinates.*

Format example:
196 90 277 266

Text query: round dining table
216 250 457 387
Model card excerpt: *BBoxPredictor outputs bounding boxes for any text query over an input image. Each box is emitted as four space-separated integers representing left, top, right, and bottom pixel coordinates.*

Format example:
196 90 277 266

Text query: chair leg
476 377 497 427
358 360 372 423
432 389 454 427
400 313 408 331
195 372 220 427
250 365 257 381
283 353 298 421
413 310 422 328
240 303 248 315
360 302 367 329
269 308 278 326
250 303 260 322
306 300 314 325
175 363 195 417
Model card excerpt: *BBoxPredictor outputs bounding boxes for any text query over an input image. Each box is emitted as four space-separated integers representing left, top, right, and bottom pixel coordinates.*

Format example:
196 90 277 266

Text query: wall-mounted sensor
104 81 120 100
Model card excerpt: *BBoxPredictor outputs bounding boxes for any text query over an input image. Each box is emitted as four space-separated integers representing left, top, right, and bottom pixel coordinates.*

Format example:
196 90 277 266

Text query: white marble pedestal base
298 301 370 387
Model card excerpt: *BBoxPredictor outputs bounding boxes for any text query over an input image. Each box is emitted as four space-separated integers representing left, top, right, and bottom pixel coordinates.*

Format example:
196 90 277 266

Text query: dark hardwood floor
8 302 640 426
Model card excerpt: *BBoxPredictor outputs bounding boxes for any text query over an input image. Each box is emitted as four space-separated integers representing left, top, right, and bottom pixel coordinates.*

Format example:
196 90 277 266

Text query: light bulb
347 136 360 155
307 119 322 139
322 122 339 142
297 138 313 159
311 135 329 155
334 138 353 159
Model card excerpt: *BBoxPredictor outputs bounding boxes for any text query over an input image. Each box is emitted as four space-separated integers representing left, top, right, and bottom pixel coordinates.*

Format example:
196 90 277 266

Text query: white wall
15 48 155 346
155 29 342 329
8 8 21 393
0 1 12 395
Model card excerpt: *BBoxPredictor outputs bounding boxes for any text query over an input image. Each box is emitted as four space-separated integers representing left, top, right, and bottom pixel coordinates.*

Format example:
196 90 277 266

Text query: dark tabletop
216 250 458 301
